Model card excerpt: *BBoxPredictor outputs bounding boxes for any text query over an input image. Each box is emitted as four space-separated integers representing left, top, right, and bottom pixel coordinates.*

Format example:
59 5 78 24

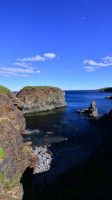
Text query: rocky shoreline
0 85 67 200
1 85 112 200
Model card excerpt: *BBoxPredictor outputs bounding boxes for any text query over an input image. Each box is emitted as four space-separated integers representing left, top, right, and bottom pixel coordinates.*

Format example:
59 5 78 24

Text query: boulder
77 101 99 118
17 86 67 114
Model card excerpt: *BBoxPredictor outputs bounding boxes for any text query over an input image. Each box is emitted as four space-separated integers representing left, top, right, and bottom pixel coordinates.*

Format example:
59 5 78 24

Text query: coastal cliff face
17 86 67 114
0 93 35 200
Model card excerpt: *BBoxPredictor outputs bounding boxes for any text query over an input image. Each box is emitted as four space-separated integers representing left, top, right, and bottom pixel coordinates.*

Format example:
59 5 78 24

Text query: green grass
0 146 7 159
0 118 8 124
0 85 10 94
25 86 58 89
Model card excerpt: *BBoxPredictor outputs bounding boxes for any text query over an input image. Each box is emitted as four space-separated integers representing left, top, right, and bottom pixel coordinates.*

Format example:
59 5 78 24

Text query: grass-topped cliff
17 86 67 114
0 85 11 94
26 86 58 89
97 87 112 92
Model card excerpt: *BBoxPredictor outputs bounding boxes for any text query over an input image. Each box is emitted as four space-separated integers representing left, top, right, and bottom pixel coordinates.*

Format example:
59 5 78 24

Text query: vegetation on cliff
97 87 112 92
0 85 10 95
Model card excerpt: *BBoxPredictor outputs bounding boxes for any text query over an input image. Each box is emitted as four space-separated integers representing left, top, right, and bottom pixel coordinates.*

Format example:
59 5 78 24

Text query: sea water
24 90 112 145
22 90 112 187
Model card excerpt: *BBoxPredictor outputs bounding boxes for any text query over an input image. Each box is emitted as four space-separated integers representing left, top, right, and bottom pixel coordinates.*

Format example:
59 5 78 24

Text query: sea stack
17 86 67 114
77 101 99 118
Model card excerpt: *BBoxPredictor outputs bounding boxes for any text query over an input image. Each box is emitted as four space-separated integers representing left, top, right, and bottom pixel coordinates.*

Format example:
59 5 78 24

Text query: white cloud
83 56 112 72
44 53 56 59
13 62 35 69
14 62 29 67
17 55 45 62
37 70 41 73
0 67 34 74
101 56 112 62
0 52 56 77
0 70 29 77
0 66 41 77
17 53 56 62
84 66 99 72
84 59 112 67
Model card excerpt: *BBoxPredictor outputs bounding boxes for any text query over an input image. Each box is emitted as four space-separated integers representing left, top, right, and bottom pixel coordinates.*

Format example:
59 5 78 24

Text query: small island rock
77 101 99 118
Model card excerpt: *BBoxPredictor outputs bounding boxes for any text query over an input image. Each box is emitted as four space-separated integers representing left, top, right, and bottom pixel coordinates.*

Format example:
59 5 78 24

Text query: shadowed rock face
104 95 112 99
77 101 99 118
0 94 35 200
17 86 67 114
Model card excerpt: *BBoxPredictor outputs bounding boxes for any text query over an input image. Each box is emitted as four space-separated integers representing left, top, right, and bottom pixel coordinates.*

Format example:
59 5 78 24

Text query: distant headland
96 87 112 92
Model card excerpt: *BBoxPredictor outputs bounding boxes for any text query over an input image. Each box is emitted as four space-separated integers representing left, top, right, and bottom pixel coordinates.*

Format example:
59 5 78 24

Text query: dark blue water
23 90 112 180
25 90 112 142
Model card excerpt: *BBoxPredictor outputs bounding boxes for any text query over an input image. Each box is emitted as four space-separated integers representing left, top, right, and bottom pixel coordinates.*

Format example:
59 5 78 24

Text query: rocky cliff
17 86 67 114
0 85 23 110
0 93 36 200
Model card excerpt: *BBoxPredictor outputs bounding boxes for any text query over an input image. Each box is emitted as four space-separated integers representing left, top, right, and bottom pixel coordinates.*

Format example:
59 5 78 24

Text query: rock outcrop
0 93 36 200
104 95 112 99
0 85 23 110
17 86 67 114
77 101 99 118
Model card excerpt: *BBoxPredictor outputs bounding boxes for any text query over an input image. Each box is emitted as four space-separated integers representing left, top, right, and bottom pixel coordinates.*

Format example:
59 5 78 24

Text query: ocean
22 90 112 199
24 90 112 146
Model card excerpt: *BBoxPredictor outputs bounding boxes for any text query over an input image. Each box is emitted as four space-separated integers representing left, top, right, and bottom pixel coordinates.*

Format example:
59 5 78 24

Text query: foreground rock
0 93 37 200
104 95 112 99
78 101 99 118
17 86 67 114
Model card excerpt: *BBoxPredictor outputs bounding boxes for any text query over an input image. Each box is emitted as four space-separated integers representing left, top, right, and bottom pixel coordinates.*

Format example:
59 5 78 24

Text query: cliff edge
0 92 36 200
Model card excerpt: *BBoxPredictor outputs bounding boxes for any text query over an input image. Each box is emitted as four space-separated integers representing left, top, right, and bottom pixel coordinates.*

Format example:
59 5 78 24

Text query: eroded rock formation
78 101 99 118
0 93 36 200
17 86 67 114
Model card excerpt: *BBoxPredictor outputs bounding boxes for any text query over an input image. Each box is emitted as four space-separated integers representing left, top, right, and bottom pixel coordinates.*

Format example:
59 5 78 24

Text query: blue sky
0 0 112 91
